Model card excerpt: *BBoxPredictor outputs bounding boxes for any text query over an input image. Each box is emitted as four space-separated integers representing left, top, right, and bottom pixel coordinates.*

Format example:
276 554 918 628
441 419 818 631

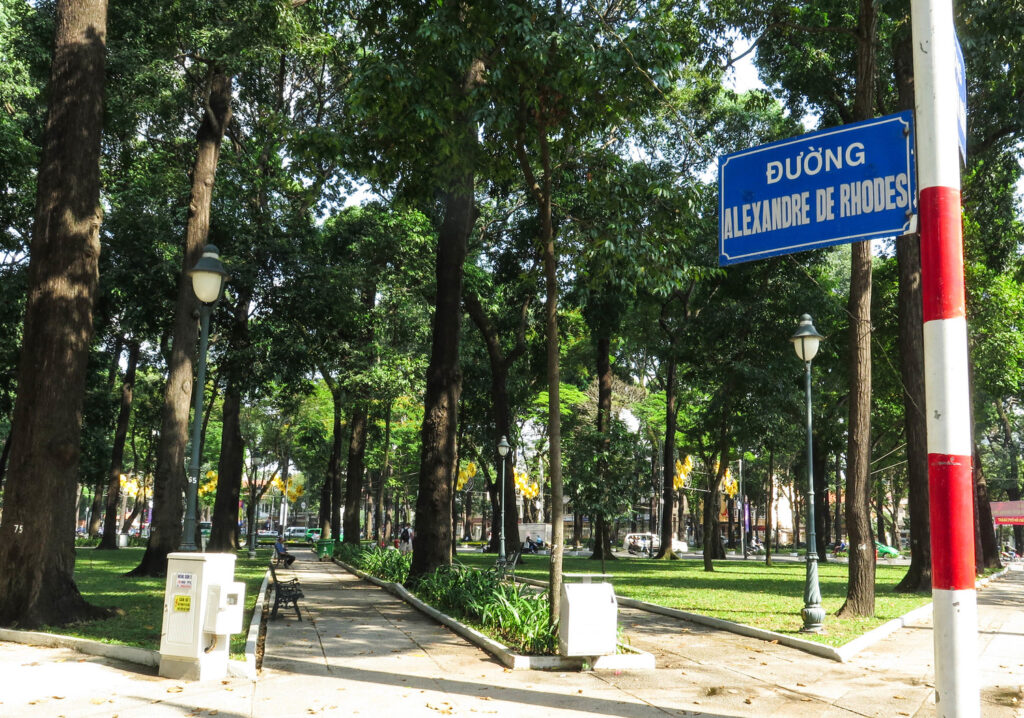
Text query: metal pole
911 2 978 713
801 359 824 632
499 454 506 564
180 303 211 552
740 458 746 559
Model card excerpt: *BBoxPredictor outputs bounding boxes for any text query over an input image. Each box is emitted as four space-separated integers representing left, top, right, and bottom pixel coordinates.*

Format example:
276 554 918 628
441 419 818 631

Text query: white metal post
911 1 979 714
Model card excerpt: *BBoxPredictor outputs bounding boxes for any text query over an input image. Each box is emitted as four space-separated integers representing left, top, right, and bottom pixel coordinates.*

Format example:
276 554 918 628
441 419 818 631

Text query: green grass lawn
456 553 932 647
42 547 271 659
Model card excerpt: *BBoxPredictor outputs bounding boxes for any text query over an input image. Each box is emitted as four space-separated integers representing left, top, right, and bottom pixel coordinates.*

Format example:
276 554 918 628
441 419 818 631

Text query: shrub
477 581 557 655
333 542 364 567
416 564 556 655
344 545 410 584
334 546 557 655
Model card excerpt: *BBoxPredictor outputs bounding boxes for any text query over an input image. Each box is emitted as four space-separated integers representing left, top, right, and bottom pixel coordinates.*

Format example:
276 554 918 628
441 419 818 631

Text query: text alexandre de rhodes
720 142 912 241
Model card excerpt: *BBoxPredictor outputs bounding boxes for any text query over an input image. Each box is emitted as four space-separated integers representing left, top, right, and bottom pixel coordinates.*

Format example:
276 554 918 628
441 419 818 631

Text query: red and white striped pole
911 1 979 715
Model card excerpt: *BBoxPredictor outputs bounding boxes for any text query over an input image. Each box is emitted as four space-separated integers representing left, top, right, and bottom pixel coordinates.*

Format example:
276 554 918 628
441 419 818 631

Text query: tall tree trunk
589 333 617 564
838 0 878 619
343 403 368 545
0 429 11 491
891 25 931 594
208 282 251 552
765 449 774 567
319 374 344 541
374 404 392 542
996 401 1024 552
129 68 231 577
87 484 104 536
407 177 473 583
406 54 483 584
99 340 140 549
657 357 679 560
841 232 877 616
465 291 526 558
972 444 1001 571
0 0 109 626
539 138 565 625
834 452 843 540
813 435 828 561
208 382 242 551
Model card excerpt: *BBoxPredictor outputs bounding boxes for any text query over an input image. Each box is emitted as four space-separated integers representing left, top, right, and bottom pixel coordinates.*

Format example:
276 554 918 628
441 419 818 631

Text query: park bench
268 562 303 620
493 549 521 580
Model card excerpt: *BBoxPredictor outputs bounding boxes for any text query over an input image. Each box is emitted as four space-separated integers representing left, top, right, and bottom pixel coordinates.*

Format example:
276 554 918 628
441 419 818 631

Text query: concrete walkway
1 552 1021 717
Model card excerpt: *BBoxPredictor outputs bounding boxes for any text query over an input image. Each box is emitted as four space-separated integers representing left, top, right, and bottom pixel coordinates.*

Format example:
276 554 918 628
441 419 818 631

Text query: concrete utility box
558 581 617 657
159 552 244 681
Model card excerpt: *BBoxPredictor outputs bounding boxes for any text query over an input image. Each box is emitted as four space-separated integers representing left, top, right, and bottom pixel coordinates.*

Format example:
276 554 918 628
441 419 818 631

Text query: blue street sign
718 112 917 266
954 33 967 164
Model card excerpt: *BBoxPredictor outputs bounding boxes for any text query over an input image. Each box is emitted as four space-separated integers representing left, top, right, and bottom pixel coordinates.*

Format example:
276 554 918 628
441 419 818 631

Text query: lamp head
498 435 510 458
188 244 229 304
790 314 824 362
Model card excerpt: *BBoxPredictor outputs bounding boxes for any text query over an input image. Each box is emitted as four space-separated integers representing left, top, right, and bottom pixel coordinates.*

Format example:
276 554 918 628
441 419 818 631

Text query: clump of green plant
333 542 364 567
416 564 557 655
416 564 500 615
479 581 557 655
340 544 411 584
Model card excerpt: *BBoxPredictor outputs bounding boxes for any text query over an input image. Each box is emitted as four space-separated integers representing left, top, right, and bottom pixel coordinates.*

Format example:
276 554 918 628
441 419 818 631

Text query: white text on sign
721 173 910 240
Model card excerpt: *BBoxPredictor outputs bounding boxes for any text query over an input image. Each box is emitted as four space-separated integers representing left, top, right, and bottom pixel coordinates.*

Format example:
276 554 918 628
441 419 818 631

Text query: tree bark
324 377 343 541
972 444 1001 571
207 382 242 551
343 402 368 545
589 334 616 564
0 0 110 626
839 237 877 615
404 50 484 584
98 340 140 549
838 0 878 620
87 484 104 536
890 22 932 594
996 401 1024 552
129 68 231 576
538 137 565 624
765 449 774 566
407 178 473 584
0 429 11 491
207 283 252 552
813 435 828 561
657 356 679 560
374 403 392 542
464 290 526 558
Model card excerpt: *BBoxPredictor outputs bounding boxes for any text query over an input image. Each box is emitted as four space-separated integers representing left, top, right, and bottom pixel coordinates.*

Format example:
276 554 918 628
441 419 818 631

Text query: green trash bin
316 539 334 561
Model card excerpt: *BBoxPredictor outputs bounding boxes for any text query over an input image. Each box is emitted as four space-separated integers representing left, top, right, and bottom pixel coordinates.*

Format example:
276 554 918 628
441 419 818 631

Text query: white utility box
204 581 245 635
558 580 617 657
159 552 243 681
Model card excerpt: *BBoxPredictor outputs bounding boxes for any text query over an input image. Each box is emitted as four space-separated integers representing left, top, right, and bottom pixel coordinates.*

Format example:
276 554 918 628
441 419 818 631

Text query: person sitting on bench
274 536 296 567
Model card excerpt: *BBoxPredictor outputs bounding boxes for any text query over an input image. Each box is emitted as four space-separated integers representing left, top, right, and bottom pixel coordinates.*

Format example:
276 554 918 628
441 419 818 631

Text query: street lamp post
180 244 228 552
791 314 825 633
498 436 510 564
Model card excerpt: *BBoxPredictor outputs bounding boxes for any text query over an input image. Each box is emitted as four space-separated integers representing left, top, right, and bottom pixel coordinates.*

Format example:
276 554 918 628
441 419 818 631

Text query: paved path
1 552 1021 717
